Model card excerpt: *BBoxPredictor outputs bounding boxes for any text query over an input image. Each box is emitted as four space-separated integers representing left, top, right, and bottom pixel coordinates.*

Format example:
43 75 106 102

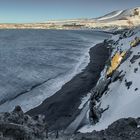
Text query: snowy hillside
96 10 123 21
80 27 140 132
96 7 140 22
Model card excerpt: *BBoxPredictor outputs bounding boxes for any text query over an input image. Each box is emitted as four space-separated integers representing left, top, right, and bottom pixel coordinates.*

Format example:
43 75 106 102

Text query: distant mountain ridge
0 7 140 29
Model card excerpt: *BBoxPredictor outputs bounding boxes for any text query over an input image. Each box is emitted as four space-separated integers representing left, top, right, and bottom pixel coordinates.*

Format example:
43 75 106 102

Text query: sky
0 0 140 23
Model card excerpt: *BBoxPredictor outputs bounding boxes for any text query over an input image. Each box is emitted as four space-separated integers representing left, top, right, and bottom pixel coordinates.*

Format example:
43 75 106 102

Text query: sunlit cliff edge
0 7 140 29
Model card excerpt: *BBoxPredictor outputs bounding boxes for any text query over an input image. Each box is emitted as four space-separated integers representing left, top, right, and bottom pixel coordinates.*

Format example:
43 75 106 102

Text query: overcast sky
0 0 140 23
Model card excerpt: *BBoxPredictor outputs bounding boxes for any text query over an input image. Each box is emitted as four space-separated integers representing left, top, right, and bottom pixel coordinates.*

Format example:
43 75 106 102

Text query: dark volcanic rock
72 118 140 140
0 106 48 140
130 55 140 64
125 79 132 89
134 68 138 73
1 109 140 140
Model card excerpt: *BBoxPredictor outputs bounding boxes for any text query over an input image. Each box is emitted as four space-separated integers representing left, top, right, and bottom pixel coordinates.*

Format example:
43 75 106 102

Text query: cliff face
76 26 140 136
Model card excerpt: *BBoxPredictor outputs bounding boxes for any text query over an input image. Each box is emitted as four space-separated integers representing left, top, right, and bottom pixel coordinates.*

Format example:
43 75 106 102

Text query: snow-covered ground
80 27 140 132
97 10 123 21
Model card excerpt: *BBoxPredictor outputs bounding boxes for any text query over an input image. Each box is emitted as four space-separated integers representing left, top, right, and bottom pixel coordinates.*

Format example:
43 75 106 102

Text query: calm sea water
0 29 110 112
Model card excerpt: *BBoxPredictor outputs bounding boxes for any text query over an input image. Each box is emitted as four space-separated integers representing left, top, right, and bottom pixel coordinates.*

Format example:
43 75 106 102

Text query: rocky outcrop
73 117 140 140
88 28 139 125
46 117 140 139
1 106 140 140
78 27 140 140
0 106 48 140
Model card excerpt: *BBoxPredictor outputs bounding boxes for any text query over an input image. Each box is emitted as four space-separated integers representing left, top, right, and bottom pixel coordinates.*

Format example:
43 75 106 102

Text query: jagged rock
130 55 140 64
134 68 138 73
72 118 140 140
121 50 133 64
111 70 121 82
125 80 132 89
135 88 138 91
0 106 48 140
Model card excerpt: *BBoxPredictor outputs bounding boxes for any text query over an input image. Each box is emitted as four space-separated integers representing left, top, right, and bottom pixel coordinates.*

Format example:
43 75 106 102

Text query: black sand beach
27 41 110 131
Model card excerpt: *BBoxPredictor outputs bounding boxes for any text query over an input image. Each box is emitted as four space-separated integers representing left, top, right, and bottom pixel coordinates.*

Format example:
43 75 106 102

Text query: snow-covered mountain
96 7 140 22
80 27 140 133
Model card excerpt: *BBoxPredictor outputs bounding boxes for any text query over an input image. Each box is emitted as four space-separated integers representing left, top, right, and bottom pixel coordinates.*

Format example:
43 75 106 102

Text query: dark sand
27 41 110 131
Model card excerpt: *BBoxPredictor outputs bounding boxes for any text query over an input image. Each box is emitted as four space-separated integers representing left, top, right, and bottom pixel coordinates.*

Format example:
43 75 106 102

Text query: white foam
0 43 94 112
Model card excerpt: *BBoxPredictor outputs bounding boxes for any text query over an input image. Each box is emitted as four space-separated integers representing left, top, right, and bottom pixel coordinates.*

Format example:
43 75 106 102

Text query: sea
0 29 110 112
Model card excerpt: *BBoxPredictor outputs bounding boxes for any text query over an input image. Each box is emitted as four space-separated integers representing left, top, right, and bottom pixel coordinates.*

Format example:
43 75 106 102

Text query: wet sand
27 41 110 131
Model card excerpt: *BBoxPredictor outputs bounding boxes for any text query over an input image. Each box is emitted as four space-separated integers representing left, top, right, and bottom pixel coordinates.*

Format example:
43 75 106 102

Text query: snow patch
98 10 123 21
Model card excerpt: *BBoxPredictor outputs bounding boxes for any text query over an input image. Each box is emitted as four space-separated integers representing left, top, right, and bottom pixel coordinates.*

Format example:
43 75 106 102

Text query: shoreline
27 40 110 131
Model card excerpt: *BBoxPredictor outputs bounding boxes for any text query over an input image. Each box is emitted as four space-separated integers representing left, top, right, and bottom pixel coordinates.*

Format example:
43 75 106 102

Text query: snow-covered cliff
80 27 140 132
91 7 140 29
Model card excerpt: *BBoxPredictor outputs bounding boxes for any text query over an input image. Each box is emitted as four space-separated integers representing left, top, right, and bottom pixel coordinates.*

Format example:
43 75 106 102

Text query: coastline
27 40 110 131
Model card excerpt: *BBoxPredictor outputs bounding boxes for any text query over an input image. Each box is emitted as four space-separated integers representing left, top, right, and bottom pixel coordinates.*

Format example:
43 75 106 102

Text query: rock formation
73 117 140 140
0 106 48 140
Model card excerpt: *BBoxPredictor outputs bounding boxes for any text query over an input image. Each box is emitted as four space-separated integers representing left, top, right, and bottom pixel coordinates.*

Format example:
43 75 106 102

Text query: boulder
0 106 48 140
